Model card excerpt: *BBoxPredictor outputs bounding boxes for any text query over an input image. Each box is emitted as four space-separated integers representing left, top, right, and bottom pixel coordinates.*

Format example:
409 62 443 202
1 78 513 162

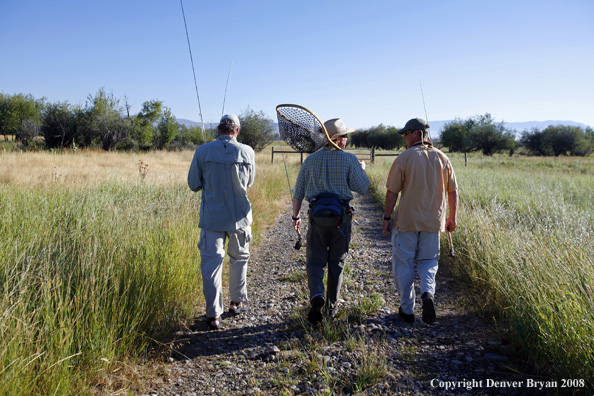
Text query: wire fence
270 147 399 164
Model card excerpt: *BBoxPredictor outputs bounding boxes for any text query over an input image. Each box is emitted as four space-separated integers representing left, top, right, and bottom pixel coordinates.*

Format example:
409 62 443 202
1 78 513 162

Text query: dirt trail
145 192 543 396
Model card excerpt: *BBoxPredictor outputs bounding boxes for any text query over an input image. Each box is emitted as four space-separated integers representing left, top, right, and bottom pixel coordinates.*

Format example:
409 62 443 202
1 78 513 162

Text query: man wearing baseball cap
292 118 369 323
382 118 458 324
188 113 255 330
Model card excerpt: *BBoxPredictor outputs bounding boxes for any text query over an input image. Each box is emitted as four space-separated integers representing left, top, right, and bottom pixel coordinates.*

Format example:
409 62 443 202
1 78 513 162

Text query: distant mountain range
176 119 218 129
176 118 280 133
176 118 590 138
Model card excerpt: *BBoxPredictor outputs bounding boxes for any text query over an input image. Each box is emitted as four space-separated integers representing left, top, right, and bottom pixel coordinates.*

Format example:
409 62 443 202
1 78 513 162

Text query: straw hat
324 118 355 139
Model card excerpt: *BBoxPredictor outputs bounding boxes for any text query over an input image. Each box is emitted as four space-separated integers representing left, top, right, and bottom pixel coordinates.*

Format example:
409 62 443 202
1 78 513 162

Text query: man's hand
446 190 458 232
446 216 456 232
293 218 301 232
383 190 398 237
382 219 391 237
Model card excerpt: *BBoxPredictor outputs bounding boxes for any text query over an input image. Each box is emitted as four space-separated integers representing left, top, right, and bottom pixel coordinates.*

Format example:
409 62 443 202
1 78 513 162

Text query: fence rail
271 147 398 164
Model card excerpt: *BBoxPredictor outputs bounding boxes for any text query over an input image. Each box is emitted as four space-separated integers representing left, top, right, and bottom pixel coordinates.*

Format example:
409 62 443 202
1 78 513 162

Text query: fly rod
180 0 206 143
420 79 454 255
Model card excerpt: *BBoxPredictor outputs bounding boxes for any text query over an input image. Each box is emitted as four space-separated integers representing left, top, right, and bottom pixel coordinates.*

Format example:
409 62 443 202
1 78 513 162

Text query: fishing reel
294 232 302 250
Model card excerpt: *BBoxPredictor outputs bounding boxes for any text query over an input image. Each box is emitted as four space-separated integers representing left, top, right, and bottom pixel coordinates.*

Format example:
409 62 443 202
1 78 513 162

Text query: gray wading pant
199 227 251 318
306 215 352 313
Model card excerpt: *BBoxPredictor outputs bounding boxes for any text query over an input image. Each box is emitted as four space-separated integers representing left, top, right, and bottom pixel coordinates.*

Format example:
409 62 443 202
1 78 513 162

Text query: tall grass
0 183 201 394
367 152 594 391
0 148 295 394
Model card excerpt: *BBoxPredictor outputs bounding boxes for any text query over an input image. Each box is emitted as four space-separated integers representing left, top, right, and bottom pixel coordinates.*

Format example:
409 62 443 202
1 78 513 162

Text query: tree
368 124 403 150
546 125 591 156
349 128 367 148
154 107 179 149
521 125 593 157
441 114 515 155
350 125 404 150
585 127 594 154
78 88 126 150
469 114 516 155
0 93 11 140
440 118 472 152
41 101 78 149
0 93 44 143
237 108 276 152
131 99 163 150
19 119 42 147
520 128 550 156
174 125 207 148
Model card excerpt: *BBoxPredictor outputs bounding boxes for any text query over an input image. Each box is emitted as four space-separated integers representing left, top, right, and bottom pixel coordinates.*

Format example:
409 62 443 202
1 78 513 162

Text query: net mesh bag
276 104 338 153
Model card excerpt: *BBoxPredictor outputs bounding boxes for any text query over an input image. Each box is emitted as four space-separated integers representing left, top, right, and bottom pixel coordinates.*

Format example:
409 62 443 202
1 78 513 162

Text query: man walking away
382 118 458 324
292 118 369 324
188 114 255 330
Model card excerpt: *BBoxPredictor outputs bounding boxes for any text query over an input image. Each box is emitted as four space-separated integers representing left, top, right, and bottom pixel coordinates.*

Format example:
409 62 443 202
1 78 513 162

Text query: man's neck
409 139 428 148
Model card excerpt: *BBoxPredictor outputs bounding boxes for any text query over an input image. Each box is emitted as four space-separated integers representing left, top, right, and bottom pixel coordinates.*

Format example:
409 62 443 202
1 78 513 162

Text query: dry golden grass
0 150 194 188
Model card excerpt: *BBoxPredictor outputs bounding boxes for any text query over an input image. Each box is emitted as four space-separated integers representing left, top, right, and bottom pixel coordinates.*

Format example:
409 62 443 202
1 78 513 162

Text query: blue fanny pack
310 193 347 228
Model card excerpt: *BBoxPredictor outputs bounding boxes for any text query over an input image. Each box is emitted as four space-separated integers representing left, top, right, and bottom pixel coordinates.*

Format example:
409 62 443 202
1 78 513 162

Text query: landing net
276 104 339 153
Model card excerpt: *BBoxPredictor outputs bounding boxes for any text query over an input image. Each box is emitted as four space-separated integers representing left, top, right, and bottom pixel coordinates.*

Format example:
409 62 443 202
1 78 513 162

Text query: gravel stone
144 193 545 395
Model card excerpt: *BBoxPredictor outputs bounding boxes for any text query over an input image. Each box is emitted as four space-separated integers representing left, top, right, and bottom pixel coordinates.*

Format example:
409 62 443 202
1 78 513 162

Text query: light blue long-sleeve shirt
188 135 255 232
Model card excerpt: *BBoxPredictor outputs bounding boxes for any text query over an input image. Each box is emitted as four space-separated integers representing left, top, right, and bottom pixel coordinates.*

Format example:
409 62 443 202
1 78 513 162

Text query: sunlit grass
4 146 592 394
0 147 297 395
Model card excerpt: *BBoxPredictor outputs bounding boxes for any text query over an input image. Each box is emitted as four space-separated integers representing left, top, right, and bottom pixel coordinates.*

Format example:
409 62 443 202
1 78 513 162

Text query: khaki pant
391 230 439 315
198 227 251 318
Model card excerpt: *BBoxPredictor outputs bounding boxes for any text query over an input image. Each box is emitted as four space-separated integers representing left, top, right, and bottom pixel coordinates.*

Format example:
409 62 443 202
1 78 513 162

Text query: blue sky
1 0 593 130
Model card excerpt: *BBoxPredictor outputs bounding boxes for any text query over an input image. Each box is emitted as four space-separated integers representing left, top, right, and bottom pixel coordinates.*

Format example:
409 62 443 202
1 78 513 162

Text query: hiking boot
307 296 325 324
398 306 415 324
421 292 436 324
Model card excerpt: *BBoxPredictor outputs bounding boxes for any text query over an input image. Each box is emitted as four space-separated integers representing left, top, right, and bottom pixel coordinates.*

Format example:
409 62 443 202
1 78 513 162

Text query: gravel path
145 192 545 396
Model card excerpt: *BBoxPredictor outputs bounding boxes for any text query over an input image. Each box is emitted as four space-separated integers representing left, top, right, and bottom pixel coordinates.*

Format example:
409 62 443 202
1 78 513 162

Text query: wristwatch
292 215 300 221
383 215 391 221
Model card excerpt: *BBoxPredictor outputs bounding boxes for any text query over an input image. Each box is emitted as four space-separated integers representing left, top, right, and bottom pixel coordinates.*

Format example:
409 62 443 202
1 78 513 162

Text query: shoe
324 304 337 320
207 316 221 330
229 301 249 315
398 306 415 324
307 296 325 324
421 292 436 324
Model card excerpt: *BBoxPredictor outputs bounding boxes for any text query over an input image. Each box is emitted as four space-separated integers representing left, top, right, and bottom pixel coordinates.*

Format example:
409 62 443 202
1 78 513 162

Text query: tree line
2 91 592 156
440 113 594 156
349 113 593 157
0 90 276 152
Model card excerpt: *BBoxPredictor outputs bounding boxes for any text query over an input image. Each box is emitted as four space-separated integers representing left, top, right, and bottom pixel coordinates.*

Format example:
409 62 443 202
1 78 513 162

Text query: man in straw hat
292 118 369 323
188 114 255 330
382 117 458 324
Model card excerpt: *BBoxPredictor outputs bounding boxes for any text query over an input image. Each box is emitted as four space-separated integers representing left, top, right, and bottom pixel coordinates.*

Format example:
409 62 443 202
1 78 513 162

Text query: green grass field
368 152 594 391
1 148 593 394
